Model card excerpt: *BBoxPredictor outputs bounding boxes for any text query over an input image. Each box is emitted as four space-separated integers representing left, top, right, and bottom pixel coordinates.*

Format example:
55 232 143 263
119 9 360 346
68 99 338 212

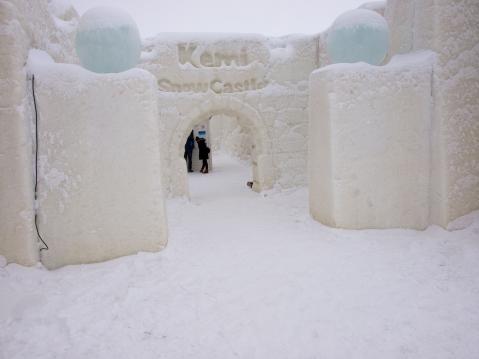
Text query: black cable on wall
32 75 49 252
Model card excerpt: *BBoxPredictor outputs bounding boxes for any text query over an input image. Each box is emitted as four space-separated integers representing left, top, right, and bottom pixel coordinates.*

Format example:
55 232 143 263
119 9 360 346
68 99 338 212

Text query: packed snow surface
358 1 387 12
1 153 479 358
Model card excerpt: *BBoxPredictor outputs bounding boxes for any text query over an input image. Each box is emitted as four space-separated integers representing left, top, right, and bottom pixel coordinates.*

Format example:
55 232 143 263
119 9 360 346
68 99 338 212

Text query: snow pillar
309 53 433 229
384 0 415 57
34 64 168 269
0 2 38 266
253 153 274 192
413 0 479 227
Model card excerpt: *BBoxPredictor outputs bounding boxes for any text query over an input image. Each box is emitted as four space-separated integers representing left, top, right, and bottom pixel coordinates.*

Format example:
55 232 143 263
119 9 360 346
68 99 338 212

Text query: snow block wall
384 0 415 57
0 0 78 266
414 0 479 228
386 0 479 227
2 0 477 269
310 0 478 229
32 62 168 269
359 1 386 16
140 34 319 196
210 114 254 161
309 53 434 229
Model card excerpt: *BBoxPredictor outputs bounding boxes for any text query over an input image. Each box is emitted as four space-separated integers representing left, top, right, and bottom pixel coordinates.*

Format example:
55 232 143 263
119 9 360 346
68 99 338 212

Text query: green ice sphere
327 9 389 65
75 7 141 73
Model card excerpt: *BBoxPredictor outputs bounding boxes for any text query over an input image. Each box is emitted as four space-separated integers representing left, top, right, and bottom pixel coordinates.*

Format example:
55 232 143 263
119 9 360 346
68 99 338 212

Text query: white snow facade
31 60 168 269
139 33 317 196
309 53 435 229
309 0 479 229
0 0 168 269
0 0 478 268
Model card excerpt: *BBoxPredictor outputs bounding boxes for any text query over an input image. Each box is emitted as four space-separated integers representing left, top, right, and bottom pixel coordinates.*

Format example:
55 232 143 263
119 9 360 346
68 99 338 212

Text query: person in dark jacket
196 136 210 173
184 131 195 172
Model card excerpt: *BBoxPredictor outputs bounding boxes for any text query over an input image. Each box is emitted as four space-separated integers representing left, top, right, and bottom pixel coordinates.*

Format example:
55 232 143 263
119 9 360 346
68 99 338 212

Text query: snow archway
169 97 273 197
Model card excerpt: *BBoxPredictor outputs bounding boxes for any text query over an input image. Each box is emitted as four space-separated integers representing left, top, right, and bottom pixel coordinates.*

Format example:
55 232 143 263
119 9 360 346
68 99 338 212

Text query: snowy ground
1 152 479 359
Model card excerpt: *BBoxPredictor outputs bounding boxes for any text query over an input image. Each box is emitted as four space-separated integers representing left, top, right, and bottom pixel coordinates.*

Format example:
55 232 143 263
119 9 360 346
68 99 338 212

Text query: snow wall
0 0 78 266
210 115 254 161
411 0 479 228
0 0 168 268
309 52 434 229
139 33 320 195
136 0 384 197
1 0 478 267
32 61 168 269
310 0 479 229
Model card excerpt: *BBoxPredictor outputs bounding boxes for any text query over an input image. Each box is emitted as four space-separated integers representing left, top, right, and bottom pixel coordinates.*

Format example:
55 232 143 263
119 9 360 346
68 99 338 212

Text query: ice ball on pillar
75 7 141 73
327 9 389 65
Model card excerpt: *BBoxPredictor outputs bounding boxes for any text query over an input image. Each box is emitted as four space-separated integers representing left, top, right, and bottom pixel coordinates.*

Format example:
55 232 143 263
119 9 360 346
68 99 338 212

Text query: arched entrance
168 97 273 197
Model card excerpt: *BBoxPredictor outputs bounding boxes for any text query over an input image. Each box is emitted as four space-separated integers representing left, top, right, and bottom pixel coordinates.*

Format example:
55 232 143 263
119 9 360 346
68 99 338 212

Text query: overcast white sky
70 0 369 38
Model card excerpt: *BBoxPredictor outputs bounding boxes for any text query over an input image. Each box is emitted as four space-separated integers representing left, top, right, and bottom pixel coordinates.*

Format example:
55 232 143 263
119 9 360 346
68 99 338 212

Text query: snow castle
0 0 478 268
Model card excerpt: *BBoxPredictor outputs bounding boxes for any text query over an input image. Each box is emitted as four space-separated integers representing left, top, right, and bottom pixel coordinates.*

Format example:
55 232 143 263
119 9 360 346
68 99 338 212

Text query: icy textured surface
327 9 389 65
412 0 479 227
29 58 167 269
1 154 479 358
75 7 141 73
359 1 387 14
309 52 434 229
48 0 77 21
384 0 415 57
139 33 316 196
210 114 253 161
0 0 79 267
